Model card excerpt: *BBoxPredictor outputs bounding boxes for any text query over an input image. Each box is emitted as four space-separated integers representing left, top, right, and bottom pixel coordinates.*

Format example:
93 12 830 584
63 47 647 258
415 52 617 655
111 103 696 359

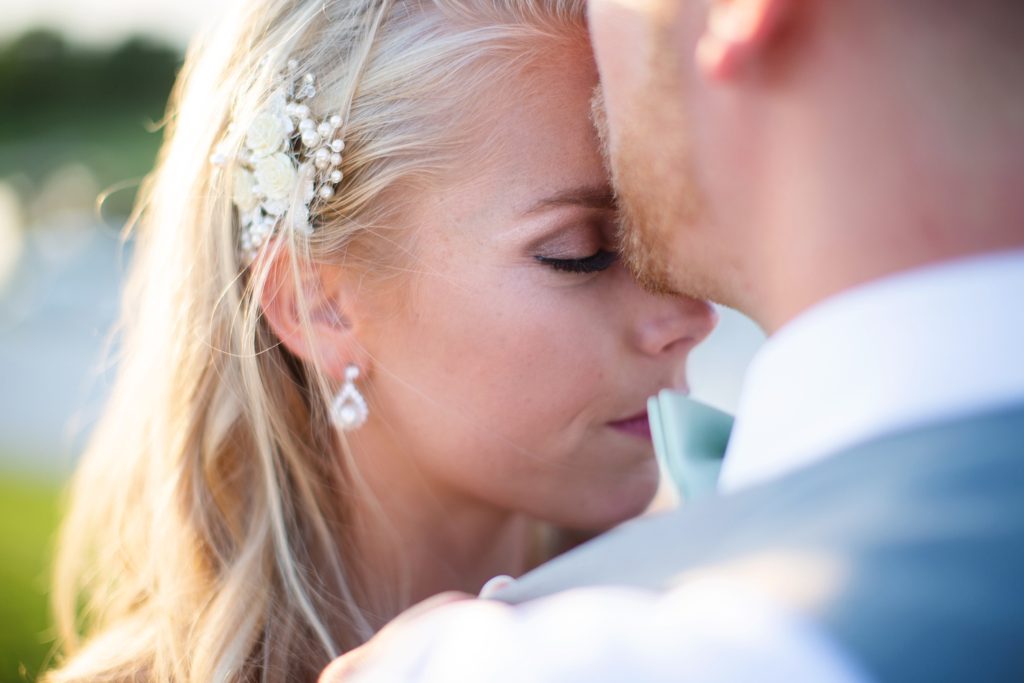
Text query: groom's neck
746 4 1024 333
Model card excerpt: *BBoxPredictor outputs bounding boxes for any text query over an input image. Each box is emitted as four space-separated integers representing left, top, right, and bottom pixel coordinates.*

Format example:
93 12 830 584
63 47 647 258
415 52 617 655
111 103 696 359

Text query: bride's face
351 46 716 530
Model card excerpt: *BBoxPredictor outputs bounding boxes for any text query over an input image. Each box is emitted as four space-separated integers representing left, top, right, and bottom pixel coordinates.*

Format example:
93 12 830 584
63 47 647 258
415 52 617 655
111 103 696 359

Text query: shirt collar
719 249 1024 493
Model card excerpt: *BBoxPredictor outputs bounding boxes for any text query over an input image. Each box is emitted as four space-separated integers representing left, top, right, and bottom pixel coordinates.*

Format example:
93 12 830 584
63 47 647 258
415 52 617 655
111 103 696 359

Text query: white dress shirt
720 249 1024 492
348 250 1024 683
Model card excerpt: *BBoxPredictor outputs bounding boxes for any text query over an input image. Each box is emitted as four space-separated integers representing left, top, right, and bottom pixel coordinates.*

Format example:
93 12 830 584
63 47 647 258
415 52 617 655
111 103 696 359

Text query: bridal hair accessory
211 58 346 265
331 364 369 431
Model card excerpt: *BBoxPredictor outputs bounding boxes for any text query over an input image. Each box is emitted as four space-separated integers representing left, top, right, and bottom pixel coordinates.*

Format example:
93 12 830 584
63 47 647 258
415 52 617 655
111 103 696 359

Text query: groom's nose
633 296 717 360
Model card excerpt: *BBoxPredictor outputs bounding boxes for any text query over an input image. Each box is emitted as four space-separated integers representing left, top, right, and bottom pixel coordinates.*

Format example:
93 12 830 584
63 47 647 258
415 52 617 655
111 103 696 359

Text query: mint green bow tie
648 390 734 502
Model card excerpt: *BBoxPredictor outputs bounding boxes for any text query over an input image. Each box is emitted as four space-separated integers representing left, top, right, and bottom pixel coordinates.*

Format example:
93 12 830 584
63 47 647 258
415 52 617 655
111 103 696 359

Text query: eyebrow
523 185 617 216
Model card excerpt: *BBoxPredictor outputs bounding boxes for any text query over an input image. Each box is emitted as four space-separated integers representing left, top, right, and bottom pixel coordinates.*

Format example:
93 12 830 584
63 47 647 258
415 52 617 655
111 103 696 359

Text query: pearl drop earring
331 364 368 431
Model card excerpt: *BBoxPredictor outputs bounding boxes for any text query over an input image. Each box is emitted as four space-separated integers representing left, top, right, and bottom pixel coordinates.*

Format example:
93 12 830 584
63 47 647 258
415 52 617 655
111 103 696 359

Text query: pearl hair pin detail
211 59 346 265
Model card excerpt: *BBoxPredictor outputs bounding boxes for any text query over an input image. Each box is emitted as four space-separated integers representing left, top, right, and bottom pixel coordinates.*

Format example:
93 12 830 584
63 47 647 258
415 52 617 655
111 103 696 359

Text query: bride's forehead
410 57 602 197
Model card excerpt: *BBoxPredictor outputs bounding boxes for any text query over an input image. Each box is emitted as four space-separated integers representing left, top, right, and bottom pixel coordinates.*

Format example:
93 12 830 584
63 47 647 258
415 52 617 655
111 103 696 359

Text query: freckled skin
350 44 717 532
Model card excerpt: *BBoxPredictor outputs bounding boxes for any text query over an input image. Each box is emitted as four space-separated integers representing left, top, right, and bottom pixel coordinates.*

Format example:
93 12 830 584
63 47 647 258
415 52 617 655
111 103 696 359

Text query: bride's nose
632 294 717 359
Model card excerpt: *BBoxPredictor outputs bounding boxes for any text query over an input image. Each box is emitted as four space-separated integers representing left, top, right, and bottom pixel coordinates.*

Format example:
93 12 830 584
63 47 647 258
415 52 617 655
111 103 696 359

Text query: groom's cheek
588 0 687 148
588 0 654 136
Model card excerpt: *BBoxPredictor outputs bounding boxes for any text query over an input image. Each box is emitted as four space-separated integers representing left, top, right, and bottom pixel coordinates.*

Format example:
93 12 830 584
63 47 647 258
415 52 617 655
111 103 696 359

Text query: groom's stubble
593 11 718 303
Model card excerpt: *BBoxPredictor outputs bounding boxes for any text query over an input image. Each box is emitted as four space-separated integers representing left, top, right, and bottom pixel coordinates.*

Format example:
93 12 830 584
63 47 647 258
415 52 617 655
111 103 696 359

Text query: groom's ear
258 244 367 383
696 0 796 82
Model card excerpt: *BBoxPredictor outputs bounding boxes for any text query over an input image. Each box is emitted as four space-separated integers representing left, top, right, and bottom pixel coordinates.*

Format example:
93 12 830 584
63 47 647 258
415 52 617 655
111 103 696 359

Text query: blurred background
0 1 764 679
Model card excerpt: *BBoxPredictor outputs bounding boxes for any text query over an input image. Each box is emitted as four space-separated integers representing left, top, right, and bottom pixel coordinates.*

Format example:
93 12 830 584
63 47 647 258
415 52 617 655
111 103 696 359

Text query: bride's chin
563 460 661 531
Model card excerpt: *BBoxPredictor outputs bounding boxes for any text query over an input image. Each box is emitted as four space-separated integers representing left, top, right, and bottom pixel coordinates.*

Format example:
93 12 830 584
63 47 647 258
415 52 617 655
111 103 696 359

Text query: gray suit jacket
497 403 1024 682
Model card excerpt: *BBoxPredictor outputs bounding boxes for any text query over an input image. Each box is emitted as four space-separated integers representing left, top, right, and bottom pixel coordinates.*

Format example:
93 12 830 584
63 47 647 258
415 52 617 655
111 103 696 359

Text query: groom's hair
856 0 1024 105
880 0 1024 45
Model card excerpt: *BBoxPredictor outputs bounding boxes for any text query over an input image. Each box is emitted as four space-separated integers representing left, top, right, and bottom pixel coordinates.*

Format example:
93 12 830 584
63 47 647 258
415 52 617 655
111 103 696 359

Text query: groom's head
590 0 1024 332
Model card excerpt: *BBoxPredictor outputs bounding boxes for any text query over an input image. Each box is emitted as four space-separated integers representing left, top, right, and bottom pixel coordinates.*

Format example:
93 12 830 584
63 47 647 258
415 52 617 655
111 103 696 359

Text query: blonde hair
46 0 586 680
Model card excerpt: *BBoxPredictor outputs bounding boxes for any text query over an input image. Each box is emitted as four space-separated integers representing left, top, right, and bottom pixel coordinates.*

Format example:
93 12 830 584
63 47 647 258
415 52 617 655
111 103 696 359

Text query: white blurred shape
0 182 26 293
3 0 218 47
688 305 765 414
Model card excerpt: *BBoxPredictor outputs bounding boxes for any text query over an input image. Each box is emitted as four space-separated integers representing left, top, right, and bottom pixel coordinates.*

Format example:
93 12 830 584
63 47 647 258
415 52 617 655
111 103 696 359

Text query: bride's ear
258 245 367 382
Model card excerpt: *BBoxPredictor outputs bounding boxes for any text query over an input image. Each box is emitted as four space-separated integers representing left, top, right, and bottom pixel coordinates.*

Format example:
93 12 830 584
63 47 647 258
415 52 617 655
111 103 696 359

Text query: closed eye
535 249 618 274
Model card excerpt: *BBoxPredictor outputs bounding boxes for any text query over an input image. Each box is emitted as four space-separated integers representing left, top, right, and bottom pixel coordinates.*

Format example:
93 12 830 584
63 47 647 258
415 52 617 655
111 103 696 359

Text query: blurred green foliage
0 29 182 217
0 472 60 682
0 29 182 680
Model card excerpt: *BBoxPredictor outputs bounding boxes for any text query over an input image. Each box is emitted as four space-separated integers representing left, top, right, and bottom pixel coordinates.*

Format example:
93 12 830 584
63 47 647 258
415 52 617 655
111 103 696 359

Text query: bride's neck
347 447 538 627
369 499 533 598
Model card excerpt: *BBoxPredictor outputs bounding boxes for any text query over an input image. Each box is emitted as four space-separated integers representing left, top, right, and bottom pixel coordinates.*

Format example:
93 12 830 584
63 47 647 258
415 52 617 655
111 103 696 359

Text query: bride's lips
609 410 652 440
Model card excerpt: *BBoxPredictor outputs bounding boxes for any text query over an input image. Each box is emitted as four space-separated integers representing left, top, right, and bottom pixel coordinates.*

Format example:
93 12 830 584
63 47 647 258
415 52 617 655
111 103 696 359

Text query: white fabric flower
267 90 288 116
246 111 287 158
232 168 259 212
297 162 316 203
219 62 346 265
254 153 298 201
289 202 312 235
285 164 316 234
267 90 296 136
262 199 289 216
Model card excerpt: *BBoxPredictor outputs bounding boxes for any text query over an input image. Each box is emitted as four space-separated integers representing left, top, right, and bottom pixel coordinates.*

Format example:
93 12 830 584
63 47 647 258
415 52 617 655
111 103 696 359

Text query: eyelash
535 249 618 274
